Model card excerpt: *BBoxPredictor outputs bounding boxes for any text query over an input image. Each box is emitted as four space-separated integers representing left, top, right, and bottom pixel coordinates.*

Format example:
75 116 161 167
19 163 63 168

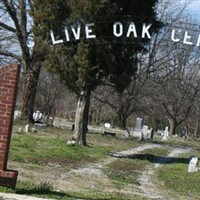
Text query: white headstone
14 110 21 119
135 117 143 131
142 125 148 140
25 124 30 133
188 157 198 173
104 123 111 128
162 126 169 141
33 110 42 121
39 112 42 119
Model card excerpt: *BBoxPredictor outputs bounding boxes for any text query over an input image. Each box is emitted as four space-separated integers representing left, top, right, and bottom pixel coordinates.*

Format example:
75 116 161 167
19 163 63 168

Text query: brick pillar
0 64 20 189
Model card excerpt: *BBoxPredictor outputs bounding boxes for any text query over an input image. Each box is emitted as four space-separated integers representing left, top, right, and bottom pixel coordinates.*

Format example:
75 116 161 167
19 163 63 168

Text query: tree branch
0 22 16 32
0 50 21 61
2 0 30 61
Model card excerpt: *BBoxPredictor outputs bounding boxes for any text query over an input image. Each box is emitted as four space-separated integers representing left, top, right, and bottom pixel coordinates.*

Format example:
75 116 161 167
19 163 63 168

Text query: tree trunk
168 118 177 135
81 90 91 146
193 120 199 138
73 90 91 146
115 106 127 129
20 63 41 123
116 115 126 129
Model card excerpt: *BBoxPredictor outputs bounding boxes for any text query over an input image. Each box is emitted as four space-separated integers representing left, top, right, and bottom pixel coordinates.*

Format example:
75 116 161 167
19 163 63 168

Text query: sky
184 0 200 22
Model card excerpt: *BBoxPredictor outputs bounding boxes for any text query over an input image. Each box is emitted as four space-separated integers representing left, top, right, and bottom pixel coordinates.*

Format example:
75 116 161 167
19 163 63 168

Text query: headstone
34 123 47 131
135 117 143 131
14 110 21 119
33 110 42 122
134 118 143 140
142 125 148 140
188 157 198 173
53 117 60 128
25 124 30 133
147 128 153 139
162 126 169 141
47 117 54 127
104 123 111 128
33 112 36 120
130 130 142 139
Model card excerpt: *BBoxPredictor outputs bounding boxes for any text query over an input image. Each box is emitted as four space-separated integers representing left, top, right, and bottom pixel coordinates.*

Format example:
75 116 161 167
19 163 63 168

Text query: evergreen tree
34 0 161 145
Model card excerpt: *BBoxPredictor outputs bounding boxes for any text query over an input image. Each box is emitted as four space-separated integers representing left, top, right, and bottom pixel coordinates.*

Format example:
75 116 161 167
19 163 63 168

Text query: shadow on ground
16 188 113 200
127 154 189 165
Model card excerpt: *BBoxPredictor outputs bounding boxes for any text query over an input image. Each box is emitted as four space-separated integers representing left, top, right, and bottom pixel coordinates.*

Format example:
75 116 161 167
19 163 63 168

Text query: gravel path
137 146 194 199
112 144 194 199
9 143 195 200
112 143 163 158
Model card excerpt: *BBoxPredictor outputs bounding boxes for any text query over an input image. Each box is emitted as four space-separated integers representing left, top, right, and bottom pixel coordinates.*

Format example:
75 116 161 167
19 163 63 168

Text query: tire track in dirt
9 144 194 199
137 147 194 200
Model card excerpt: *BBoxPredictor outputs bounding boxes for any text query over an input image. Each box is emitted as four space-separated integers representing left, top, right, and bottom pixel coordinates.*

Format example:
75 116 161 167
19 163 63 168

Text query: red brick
0 163 4 170
0 64 19 189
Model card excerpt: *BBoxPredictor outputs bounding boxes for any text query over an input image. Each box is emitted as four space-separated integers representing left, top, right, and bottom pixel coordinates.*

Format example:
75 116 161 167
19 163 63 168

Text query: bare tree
35 69 60 122
133 0 200 135
147 23 200 134
0 0 48 122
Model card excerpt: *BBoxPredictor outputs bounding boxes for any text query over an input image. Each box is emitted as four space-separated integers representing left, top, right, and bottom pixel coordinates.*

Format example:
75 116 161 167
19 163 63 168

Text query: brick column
0 64 20 189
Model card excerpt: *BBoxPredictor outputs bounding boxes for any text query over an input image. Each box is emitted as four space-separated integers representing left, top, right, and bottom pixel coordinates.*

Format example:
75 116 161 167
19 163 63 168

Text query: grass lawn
5 125 148 199
1 124 200 200
156 149 200 199
9 127 141 167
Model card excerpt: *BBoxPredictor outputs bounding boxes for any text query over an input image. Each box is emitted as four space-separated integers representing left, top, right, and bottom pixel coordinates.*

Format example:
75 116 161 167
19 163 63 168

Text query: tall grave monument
134 117 143 139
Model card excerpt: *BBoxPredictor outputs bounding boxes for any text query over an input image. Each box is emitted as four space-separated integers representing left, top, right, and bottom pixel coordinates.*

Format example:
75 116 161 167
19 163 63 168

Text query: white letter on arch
183 31 193 45
85 23 96 39
113 22 123 37
171 29 180 42
127 22 137 38
142 23 152 39
50 30 64 45
71 25 81 40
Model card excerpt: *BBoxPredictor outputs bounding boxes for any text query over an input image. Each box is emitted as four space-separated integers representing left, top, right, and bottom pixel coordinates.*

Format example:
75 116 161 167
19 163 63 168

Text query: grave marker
135 117 143 131
142 125 148 140
188 157 198 173
162 126 169 141
131 117 143 139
